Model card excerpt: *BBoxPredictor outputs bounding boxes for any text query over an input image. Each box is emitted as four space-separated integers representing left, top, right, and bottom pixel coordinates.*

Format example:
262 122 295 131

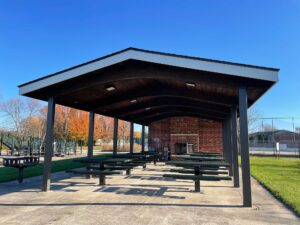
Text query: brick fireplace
148 116 223 155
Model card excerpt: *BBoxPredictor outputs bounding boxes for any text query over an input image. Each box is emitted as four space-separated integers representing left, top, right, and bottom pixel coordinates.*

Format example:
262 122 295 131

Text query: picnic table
112 152 158 164
69 157 134 185
166 160 229 177
73 157 132 170
166 160 229 175
164 160 231 192
3 156 40 183
187 152 222 157
112 153 158 166
173 154 224 161
167 160 229 167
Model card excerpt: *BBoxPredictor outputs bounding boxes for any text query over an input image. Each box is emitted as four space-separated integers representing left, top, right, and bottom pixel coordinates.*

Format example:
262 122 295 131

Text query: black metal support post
227 116 233 176
195 180 200 192
88 112 95 158
130 122 134 154
42 97 56 192
18 168 24 183
239 86 252 207
113 118 118 155
222 121 228 161
99 175 106 185
141 125 145 153
86 112 95 179
231 105 240 187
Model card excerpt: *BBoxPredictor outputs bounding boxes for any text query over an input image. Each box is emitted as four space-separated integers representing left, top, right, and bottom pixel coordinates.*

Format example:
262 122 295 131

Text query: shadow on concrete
0 173 97 195
50 181 98 192
125 175 191 182
94 186 186 199
120 184 191 189
104 184 191 192
143 168 170 172
0 202 243 208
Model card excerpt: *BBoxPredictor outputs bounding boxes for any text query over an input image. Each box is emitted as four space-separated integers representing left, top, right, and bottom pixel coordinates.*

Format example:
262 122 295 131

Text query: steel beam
222 120 227 161
113 118 118 155
42 97 56 192
239 86 252 207
231 105 240 187
87 112 95 158
227 116 233 176
141 125 145 153
130 122 134 154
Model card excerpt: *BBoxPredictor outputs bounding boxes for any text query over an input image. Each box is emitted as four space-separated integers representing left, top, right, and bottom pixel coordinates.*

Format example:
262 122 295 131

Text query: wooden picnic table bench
73 157 132 169
113 153 158 165
162 174 231 192
72 157 133 179
175 165 227 170
87 165 135 175
111 155 153 168
169 168 228 175
66 169 123 185
73 157 131 164
129 159 152 168
3 156 40 183
166 160 229 168
187 152 222 157
173 154 225 161
164 160 230 191
134 152 159 164
117 162 148 169
167 161 229 176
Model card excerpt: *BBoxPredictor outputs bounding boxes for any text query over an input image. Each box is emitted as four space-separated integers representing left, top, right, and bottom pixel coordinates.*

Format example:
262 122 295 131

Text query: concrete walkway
0 163 298 225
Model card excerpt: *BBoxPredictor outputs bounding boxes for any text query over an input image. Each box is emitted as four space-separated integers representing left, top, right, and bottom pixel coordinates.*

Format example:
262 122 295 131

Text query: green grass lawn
250 157 300 215
0 153 111 183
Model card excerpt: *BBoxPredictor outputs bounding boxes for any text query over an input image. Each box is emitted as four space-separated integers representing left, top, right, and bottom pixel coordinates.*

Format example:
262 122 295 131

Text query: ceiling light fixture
105 85 116 91
130 99 137 103
145 107 151 110
186 82 196 87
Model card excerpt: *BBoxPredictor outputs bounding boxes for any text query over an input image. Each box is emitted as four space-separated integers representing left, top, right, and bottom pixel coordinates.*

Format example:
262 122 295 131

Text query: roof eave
18 48 279 96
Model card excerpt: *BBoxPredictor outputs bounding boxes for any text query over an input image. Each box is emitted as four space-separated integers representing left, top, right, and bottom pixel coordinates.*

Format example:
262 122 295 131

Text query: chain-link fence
249 117 300 157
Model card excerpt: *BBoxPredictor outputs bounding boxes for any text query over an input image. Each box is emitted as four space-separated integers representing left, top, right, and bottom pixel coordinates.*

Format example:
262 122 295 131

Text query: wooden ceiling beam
107 97 230 116
121 105 229 120
127 107 226 122
81 84 237 112
135 111 224 125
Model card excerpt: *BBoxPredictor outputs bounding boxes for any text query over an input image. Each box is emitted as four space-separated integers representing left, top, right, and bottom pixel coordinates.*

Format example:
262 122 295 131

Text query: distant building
249 130 300 143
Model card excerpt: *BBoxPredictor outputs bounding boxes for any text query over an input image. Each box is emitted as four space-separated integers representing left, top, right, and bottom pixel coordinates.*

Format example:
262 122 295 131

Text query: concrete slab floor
0 163 298 225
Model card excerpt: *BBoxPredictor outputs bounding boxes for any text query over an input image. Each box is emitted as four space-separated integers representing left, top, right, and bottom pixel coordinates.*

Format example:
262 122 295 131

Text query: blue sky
0 0 300 123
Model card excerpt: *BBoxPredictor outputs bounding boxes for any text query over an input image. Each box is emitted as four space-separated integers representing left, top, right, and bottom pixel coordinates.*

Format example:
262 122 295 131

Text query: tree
94 115 113 143
118 120 130 139
55 105 71 140
248 106 262 133
68 109 89 143
262 123 276 132
118 120 130 150
0 97 43 138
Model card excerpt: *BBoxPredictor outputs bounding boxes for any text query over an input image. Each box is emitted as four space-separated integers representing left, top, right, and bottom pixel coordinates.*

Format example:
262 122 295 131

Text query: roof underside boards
18 48 279 125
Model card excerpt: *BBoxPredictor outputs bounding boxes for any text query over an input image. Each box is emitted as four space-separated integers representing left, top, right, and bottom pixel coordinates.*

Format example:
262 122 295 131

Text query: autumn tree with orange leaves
68 109 89 143
0 98 134 149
